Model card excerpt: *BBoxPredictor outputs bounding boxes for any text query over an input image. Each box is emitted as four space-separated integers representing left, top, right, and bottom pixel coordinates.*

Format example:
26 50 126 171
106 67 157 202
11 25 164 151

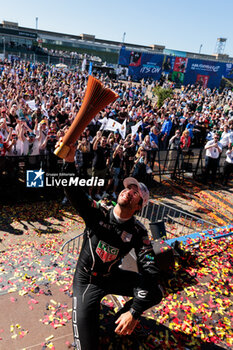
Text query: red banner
173 57 188 73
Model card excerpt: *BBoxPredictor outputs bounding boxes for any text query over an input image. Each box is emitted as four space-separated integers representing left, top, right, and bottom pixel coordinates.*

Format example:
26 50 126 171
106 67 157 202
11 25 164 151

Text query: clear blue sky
1 0 233 57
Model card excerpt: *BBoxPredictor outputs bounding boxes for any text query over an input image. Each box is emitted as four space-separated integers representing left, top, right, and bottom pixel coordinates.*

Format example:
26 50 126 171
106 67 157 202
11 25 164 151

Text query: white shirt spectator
225 149 233 164
5 139 23 156
23 139 41 155
205 139 222 159
220 131 233 147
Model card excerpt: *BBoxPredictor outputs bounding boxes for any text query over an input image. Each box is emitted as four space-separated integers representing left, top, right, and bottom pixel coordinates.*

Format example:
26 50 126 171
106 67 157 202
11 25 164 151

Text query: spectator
132 146 148 182
123 134 137 177
203 134 222 186
159 113 173 150
107 145 124 198
222 143 233 186
167 130 181 170
180 129 191 154
92 135 110 198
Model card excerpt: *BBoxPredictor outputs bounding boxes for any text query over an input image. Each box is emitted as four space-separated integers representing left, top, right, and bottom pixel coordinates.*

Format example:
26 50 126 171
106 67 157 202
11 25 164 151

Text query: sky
1 0 233 57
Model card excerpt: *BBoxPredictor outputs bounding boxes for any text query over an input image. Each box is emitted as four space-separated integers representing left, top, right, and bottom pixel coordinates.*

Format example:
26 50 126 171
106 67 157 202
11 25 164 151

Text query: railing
0 147 230 202
139 199 219 239
61 233 84 254
152 147 228 183
59 197 218 255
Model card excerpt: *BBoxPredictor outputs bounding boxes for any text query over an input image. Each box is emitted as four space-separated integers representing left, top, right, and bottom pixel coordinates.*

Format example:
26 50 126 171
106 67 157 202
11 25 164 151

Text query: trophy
54 76 118 159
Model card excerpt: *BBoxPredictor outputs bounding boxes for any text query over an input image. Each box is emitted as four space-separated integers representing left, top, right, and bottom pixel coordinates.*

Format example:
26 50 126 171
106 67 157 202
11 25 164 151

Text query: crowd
0 58 233 197
41 47 102 62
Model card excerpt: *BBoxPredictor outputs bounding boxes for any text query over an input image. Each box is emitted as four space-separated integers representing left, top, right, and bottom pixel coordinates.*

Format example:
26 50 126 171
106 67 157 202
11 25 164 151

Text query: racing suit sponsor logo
121 231 132 243
142 238 151 246
99 221 112 230
137 290 148 298
96 240 119 263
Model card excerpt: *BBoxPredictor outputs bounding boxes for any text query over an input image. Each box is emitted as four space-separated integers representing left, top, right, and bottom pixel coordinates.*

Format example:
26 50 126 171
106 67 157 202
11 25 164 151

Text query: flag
131 120 142 136
82 58 87 72
98 116 108 130
26 100 37 111
88 62 93 75
104 118 122 132
119 119 127 139
41 106 49 118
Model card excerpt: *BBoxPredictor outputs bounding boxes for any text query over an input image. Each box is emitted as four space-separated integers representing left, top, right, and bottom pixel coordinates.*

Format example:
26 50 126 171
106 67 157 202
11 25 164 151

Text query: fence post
194 148 203 178
158 150 161 183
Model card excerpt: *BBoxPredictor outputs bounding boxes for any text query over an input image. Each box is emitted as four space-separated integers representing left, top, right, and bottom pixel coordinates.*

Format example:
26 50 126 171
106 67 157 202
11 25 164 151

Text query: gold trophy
54 76 118 159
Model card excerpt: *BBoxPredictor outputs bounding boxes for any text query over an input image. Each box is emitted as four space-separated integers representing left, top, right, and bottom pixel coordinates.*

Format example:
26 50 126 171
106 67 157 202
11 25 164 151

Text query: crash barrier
0 147 229 197
60 198 219 254
166 224 233 247
61 232 84 255
152 147 228 182
138 199 218 239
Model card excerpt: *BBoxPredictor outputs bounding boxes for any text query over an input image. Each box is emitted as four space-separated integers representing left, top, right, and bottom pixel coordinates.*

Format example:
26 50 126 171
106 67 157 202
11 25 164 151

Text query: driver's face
117 184 141 211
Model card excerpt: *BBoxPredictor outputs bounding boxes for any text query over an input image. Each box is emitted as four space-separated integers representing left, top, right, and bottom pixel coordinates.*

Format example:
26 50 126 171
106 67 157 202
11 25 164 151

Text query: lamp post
199 44 203 54
122 32 126 44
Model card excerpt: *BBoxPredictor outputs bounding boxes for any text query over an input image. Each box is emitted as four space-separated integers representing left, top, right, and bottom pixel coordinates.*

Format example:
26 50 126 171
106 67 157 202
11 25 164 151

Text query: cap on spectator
0 118 5 123
51 119 56 123
40 120 47 124
28 132 36 138
123 177 149 208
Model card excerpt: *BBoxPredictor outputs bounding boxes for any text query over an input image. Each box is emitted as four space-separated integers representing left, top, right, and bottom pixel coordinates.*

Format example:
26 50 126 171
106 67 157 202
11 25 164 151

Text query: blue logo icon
26 169 45 188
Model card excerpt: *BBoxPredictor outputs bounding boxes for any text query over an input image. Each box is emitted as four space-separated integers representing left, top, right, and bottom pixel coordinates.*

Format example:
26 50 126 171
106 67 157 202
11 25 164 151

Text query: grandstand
1 19 233 66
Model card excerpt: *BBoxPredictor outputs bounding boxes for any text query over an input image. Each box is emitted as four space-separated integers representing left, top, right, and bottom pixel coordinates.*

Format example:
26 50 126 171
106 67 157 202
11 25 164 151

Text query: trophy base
54 142 70 159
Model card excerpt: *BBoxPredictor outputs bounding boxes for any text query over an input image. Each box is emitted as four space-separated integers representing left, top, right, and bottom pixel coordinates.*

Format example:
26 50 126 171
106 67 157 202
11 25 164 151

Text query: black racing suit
64 173 163 350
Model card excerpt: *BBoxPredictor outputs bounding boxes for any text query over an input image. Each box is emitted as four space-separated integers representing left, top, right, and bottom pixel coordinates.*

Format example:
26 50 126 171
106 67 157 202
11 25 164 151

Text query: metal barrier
139 199 219 239
152 147 227 183
0 146 228 189
61 233 84 254
59 197 218 255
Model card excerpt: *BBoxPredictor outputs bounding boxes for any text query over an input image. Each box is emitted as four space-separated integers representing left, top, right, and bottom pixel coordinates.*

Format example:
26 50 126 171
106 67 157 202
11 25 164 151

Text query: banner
119 46 231 89
26 100 37 111
119 47 163 81
224 63 233 79
196 74 209 89
184 59 226 89
173 57 188 73
171 71 185 84
118 119 127 139
104 118 122 133
162 55 175 73
131 120 142 136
